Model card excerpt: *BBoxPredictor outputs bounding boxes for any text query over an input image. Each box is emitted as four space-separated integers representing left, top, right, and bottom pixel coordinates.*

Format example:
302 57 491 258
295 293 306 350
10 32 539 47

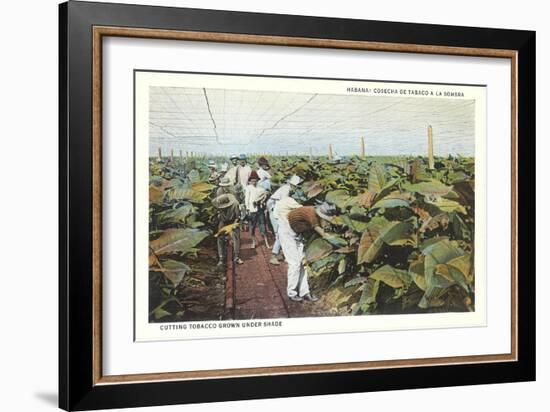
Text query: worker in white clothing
256 157 272 191
207 159 220 183
274 198 336 302
236 154 252 187
244 170 269 249
266 174 302 265
225 154 239 185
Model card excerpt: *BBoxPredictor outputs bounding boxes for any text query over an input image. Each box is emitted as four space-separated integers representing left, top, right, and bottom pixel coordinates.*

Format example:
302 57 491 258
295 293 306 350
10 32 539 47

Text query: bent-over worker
274 198 336 302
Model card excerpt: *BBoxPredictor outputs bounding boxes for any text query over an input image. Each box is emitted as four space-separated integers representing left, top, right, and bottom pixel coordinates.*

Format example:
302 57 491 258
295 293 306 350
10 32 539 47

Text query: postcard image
134 71 486 341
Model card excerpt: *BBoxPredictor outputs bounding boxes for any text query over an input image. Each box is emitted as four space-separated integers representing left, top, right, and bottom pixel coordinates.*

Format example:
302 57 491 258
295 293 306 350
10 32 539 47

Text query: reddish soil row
226 230 333 320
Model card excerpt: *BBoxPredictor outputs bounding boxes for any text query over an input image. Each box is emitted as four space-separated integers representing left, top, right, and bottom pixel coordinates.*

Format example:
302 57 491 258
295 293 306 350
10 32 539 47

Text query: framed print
59 1 536 410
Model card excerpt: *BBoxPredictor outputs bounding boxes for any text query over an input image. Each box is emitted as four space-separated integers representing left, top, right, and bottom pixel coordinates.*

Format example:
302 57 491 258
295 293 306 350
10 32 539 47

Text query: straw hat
218 177 231 187
212 193 238 209
315 201 337 222
288 175 303 186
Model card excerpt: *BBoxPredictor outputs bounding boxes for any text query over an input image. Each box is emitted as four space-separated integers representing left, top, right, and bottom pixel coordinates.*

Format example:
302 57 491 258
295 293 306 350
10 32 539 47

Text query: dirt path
225 228 334 320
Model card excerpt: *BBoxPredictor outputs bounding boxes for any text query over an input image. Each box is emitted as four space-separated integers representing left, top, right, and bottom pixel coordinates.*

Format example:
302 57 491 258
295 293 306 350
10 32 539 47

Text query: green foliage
148 153 475 319
305 238 333 263
148 159 219 322
288 155 475 314
370 265 411 289
150 228 209 256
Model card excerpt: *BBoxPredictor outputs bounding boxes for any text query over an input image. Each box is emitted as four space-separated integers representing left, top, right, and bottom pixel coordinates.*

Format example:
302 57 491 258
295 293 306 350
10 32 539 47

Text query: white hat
288 175 303 186
315 202 337 222
218 177 231 187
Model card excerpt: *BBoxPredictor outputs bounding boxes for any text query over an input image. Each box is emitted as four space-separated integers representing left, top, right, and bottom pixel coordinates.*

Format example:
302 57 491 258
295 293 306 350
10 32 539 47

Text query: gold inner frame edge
91 26 518 386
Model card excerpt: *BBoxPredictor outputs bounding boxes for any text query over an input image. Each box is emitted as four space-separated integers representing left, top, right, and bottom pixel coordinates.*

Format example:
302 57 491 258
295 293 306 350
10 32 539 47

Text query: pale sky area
148 86 476 157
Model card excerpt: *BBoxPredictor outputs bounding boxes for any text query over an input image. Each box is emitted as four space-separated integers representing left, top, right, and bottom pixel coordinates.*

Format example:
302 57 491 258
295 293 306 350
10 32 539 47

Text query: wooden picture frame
59 1 535 410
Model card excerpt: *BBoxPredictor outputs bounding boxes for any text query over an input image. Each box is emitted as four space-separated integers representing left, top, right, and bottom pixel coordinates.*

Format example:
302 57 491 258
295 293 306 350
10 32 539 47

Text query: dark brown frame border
60 1 535 410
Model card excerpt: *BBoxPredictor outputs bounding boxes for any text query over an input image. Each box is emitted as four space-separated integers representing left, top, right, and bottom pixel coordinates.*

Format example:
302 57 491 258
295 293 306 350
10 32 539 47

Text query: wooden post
360 136 365 159
170 149 174 163
309 146 313 159
157 147 162 161
427 125 434 169
328 144 333 160
179 149 183 160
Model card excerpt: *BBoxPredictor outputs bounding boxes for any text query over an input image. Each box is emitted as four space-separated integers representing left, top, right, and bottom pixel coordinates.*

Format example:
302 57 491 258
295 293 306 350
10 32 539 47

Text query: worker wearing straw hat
212 193 243 269
216 176 244 205
225 154 239 185
207 159 220 183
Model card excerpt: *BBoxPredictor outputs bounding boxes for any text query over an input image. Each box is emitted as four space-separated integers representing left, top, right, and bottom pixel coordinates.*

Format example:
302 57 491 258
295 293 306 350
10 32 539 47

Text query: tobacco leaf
325 189 351 209
305 238 333 263
369 264 412 289
419 239 467 308
404 179 452 196
150 228 209 256
368 163 386 193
